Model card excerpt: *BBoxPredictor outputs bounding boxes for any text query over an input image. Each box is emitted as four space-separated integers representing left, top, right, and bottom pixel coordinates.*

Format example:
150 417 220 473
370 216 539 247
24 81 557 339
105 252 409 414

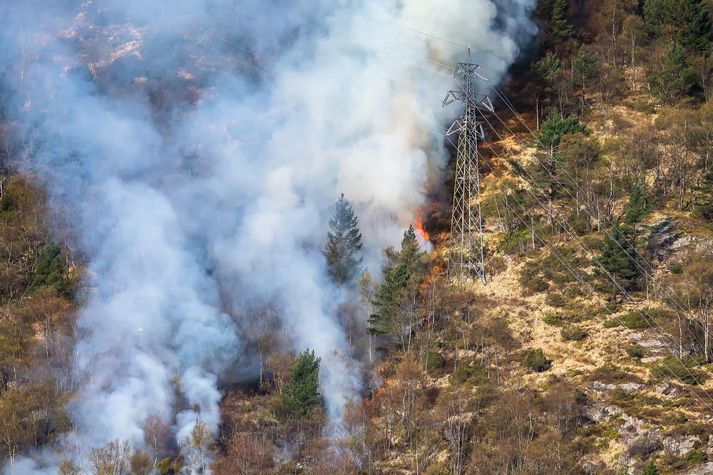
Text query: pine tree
598 223 642 291
644 0 711 53
649 42 697 103
624 180 651 224
539 0 573 47
279 349 322 420
368 226 423 342
695 162 713 220
323 193 363 286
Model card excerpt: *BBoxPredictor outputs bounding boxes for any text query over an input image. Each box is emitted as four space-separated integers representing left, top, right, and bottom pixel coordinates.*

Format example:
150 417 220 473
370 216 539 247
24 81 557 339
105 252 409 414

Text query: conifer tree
368 226 423 344
624 180 651 224
644 0 711 53
695 162 713 221
323 193 363 286
598 223 642 291
539 0 573 47
649 42 696 103
279 349 322 420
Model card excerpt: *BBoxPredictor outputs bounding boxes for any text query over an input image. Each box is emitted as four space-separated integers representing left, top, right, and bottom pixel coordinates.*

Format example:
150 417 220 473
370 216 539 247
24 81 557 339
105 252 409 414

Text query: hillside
3 1 713 474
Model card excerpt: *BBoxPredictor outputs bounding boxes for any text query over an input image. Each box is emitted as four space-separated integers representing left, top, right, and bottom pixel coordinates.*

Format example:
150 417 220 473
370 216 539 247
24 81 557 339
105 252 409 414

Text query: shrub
642 460 659 475
561 326 588 341
524 349 551 372
543 313 566 327
450 363 488 385
500 228 531 254
652 356 703 385
30 243 65 292
422 351 445 369
545 292 566 308
626 344 645 359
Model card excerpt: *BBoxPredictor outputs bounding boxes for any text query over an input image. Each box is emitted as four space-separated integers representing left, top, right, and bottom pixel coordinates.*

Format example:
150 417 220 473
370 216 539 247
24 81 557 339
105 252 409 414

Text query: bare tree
88 439 131 475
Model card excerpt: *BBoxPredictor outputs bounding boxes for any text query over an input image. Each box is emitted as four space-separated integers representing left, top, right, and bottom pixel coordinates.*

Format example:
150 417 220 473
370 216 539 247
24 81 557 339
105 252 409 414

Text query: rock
584 401 621 422
655 382 680 397
619 382 643 392
662 435 700 456
646 218 680 263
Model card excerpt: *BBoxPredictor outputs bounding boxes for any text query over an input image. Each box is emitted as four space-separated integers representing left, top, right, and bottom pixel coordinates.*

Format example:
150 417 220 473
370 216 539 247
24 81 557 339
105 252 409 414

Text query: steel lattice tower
443 50 493 284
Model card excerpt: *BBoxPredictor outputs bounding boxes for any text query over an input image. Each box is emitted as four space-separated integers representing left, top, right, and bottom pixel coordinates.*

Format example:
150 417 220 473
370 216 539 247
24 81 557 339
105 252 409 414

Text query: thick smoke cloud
0 0 535 471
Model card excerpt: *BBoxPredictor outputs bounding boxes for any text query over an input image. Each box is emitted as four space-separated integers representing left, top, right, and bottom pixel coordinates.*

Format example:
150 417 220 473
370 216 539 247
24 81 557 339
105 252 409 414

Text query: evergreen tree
598 223 642 291
695 162 713 221
644 0 711 53
537 111 587 153
538 0 574 47
323 193 363 286
279 349 322 420
624 180 651 224
649 42 697 103
368 226 423 342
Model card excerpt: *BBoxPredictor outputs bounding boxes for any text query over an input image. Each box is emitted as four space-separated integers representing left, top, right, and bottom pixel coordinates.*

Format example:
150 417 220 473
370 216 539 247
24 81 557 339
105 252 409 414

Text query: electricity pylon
443 50 493 284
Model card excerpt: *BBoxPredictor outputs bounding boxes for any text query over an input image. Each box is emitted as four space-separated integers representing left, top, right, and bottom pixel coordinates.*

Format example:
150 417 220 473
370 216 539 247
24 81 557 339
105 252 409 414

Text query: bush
652 356 703 385
545 292 566 308
561 326 588 341
422 351 445 369
500 228 531 254
450 363 488 385
524 349 551 372
30 243 65 292
626 344 645 359
543 313 566 327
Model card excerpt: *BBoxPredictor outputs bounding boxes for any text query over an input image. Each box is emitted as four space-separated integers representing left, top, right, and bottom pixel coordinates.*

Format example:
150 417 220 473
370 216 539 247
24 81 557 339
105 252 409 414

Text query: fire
414 216 430 242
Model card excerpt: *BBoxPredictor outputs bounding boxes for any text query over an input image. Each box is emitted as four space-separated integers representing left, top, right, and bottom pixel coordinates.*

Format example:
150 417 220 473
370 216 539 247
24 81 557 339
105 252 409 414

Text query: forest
3 0 713 474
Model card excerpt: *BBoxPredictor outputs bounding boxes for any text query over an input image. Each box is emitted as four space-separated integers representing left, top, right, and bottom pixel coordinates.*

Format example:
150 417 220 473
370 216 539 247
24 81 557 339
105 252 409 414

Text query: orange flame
414 216 431 242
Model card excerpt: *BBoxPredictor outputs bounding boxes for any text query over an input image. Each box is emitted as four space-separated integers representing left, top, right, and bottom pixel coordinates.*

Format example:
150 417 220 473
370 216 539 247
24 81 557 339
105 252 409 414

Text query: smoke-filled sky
1 0 535 472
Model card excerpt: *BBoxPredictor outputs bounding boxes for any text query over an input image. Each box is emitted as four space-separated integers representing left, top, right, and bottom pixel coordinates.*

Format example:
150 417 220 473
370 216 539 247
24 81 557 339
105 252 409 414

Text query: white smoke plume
0 0 535 471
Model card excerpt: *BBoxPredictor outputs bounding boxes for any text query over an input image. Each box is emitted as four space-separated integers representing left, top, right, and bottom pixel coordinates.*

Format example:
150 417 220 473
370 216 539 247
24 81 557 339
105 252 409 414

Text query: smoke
0 0 535 470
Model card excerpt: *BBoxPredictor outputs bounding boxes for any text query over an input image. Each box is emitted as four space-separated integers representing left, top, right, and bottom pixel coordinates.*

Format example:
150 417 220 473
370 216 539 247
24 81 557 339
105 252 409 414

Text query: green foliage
573 45 598 88
538 0 573 47
652 356 704 385
524 348 552 372
545 292 566 308
323 193 363 285
626 344 645 359
644 0 711 53
369 226 426 342
422 351 445 370
499 227 531 254
561 326 588 341
648 42 697 104
534 51 561 87
30 243 65 292
543 313 566 327
280 349 323 419
536 111 587 151
451 363 488 385
624 181 652 224
642 460 659 475
597 223 642 291
694 162 713 221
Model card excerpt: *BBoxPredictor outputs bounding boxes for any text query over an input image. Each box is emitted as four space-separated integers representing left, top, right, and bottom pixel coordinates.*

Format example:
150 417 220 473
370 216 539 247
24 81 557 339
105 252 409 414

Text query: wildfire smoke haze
0 0 535 472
